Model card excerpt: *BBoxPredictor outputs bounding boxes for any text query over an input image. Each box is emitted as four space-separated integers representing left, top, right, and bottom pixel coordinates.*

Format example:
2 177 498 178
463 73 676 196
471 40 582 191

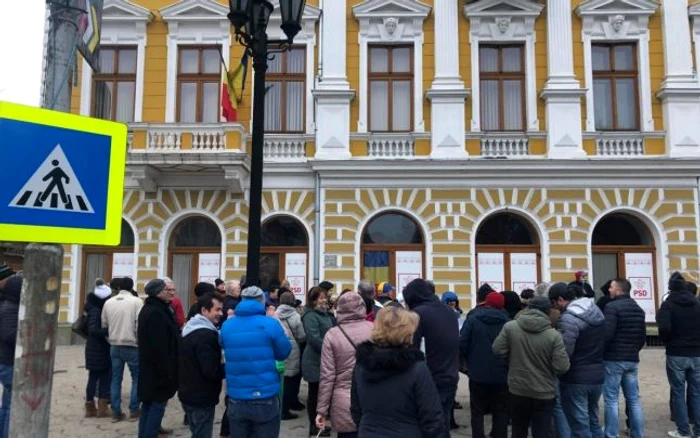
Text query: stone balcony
125 123 249 193
480 133 530 158
263 134 309 162
595 133 645 157
367 134 416 158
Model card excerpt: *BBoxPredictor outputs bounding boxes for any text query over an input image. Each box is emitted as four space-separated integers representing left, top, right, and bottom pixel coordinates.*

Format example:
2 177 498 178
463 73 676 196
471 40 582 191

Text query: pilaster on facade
541 0 585 159
160 0 231 124
80 0 153 120
463 0 543 133
576 0 658 133
661 2 700 158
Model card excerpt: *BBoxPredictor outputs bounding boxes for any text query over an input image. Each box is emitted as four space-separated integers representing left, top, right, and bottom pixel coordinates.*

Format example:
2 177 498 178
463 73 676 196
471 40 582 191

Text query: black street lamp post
227 0 306 288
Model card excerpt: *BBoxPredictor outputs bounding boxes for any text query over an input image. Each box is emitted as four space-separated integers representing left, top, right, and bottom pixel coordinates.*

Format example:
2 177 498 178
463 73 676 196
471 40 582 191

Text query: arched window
475 212 540 293
168 216 222 308
361 212 425 297
592 213 656 322
261 216 309 297
81 219 136 306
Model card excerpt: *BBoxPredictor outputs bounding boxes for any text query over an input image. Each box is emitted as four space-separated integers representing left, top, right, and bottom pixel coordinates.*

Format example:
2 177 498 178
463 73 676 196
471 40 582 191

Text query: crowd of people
1 264 700 438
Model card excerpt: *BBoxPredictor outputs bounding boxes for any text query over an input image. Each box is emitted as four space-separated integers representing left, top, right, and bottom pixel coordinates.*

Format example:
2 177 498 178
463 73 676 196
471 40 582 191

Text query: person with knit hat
220 285 292 437
0 274 21 438
137 279 180 438
493 296 570 438
569 270 595 299
460 291 510 438
83 278 113 418
403 278 460 437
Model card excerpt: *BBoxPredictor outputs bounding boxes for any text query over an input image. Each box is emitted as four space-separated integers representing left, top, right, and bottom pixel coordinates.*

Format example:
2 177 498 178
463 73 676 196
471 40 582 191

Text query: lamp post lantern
227 0 306 288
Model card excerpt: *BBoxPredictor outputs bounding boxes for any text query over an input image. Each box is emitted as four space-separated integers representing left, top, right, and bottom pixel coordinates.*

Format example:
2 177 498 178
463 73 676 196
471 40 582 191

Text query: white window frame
352 0 431 134
160 0 231 123
687 4 700 88
463 0 543 133
79 0 152 121
255 1 320 135
575 0 658 133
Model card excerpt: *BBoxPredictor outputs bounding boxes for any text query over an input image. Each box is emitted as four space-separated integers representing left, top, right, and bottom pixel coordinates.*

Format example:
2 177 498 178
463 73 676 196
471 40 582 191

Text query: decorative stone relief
495 16 511 34
609 14 625 33
384 17 399 36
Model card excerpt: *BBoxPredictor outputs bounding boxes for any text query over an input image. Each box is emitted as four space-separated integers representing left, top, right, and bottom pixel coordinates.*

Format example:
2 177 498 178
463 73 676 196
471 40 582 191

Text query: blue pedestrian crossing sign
0 101 127 246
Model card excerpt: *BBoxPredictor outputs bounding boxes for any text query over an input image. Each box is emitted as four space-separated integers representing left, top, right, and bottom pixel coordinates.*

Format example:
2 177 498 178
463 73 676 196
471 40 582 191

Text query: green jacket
492 309 570 400
301 308 334 382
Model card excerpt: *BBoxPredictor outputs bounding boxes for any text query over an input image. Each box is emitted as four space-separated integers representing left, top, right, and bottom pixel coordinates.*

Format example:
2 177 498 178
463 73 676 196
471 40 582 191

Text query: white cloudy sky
0 2 47 107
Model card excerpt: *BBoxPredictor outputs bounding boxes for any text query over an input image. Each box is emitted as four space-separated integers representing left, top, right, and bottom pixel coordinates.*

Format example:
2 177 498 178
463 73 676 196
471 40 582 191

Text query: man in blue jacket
460 291 510 438
220 285 292 437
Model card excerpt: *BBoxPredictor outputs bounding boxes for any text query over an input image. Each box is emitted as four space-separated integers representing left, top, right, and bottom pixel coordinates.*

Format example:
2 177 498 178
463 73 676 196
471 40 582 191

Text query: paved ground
39 346 675 437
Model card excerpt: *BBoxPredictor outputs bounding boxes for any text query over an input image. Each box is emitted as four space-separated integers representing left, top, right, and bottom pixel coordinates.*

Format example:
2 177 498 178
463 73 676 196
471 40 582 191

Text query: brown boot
85 400 97 418
97 398 110 417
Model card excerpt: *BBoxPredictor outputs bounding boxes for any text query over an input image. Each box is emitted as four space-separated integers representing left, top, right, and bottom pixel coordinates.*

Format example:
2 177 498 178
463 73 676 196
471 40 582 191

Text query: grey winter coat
276 304 306 377
558 297 606 385
302 307 334 382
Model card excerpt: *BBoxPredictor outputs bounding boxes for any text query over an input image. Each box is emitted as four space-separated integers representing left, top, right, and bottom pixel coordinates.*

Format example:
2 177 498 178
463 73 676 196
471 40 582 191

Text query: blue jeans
560 382 604 438
555 383 571 438
138 400 167 438
603 361 643 438
667 356 700 437
228 396 281 438
110 346 139 416
183 404 215 438
0 364 12 438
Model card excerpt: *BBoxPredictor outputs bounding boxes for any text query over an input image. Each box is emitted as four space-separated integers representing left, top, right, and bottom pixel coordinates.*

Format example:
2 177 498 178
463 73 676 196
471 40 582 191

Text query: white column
427 0 468 158
659 1 700 157
540 0 585 158
314 0 353 159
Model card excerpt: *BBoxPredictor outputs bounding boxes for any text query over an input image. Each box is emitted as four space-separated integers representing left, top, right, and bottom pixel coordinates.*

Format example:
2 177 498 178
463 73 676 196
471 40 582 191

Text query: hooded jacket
351 342 446 438
558 297 606 384
657 289 700 357
276 304 306 376
603 295 646 362
178 314 224 407
460 306 509 384
220 299 292 400
301 306 334 382
84 292 111 371
138 296 181 403
0 276 22 366
317 293 374 433
403 279 459 389
493 309 570 400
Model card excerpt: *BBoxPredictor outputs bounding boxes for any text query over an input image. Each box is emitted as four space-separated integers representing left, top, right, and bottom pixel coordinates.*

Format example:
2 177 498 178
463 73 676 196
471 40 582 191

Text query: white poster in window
285 253 307 300
477 253 505 292
112 253 134 278
198 253 221 285
396 251 422 302
625 252 656 323
510 253 538 293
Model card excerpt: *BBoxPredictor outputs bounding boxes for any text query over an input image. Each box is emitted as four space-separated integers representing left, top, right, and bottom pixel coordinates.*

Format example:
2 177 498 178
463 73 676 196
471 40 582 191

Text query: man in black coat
460 292 510 438
602 278 646 438
404 278 459 437
179 293 224 438
0 274 21 438
137 279 180 438
657 272 700 438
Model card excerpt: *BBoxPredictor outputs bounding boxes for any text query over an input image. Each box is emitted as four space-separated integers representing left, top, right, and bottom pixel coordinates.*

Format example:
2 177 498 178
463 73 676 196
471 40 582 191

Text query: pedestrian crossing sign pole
0 101 127 246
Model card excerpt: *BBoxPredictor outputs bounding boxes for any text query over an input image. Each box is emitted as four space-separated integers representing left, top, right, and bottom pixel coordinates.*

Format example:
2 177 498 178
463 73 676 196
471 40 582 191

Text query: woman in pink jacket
316 291 373 438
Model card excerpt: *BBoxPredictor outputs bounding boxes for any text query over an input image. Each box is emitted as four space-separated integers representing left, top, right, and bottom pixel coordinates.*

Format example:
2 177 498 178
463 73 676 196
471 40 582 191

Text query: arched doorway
261 216 309 297
592 212 656 322
168 216 222 308
475 212 540 293
361 212 425 297
81 219 135 304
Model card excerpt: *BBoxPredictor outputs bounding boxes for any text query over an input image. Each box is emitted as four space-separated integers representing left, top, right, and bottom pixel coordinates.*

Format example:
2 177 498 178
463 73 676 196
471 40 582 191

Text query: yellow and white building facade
53 0 700 329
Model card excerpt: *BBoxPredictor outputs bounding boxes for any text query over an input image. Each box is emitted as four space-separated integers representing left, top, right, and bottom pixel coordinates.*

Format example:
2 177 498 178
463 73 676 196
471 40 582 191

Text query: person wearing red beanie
485 292 505 310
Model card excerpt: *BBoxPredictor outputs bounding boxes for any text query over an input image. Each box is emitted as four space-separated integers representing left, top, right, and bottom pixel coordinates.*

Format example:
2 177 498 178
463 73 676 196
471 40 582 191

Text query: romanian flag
363 252 390 292
221 52 249 122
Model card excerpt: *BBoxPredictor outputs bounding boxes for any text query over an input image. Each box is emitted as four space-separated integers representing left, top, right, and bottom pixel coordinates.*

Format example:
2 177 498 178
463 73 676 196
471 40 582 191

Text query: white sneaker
668 431 691 438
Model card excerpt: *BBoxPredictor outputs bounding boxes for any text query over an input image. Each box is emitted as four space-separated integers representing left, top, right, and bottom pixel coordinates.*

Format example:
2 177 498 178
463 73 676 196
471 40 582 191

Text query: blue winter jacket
220 299 292 400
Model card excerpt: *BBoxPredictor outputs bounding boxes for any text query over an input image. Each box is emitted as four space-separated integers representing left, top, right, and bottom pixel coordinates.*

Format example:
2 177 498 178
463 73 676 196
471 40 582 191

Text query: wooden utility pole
8 1 79 436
